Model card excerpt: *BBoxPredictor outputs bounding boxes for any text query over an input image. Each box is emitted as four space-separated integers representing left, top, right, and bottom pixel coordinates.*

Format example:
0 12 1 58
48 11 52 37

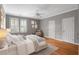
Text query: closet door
62 17 74 43
48 20 55 38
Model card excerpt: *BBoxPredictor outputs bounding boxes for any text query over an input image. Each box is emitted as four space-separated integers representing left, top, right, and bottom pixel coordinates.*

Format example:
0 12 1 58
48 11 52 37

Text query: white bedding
0 34 47 55
0 43 8 55
25 35 47 52
15 42 27 55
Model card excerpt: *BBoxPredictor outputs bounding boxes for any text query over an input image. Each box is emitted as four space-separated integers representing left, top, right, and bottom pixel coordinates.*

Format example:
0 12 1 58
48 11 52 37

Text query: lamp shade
0 29 8 40
0 29 8 49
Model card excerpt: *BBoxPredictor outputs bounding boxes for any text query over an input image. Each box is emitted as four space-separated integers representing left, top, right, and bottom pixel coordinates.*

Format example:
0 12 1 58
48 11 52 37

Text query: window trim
7 16 28 33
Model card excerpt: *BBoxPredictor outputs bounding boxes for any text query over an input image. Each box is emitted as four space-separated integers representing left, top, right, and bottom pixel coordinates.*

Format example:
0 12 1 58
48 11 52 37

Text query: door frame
62 17 75 43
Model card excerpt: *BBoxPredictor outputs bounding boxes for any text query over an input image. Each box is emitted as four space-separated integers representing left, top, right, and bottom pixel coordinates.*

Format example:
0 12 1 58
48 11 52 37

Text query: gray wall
40 9 79 44
40 20 49 36
74 5 79 43
77 5 79 43
6 14 37 35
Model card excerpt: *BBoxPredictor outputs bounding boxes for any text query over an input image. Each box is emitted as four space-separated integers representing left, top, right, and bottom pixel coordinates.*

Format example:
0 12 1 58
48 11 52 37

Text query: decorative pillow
8 35 20 44
6 33 26 46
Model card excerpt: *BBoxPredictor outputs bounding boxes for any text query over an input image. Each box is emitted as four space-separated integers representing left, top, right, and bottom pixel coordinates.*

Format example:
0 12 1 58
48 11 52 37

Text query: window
8 17 27 33
9 17 19 33
20 19 27 33
35 21 38 29
31 20 35 28
31 20 38 29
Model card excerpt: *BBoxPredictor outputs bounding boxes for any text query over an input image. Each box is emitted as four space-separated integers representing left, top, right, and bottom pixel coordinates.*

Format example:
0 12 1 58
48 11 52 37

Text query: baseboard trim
45 36 79 45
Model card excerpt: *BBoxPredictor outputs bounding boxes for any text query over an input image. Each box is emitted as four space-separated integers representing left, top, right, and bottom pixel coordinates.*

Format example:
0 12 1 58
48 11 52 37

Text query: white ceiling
3 4 78 19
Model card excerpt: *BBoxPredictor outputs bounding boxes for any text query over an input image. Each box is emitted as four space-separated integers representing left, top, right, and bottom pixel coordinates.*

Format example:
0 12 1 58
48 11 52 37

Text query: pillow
6 33 26 45
17 35 25 41
8 35 20 44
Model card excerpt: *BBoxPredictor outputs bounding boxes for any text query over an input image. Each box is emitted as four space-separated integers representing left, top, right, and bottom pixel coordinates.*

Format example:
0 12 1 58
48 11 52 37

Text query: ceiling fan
35 9 44 19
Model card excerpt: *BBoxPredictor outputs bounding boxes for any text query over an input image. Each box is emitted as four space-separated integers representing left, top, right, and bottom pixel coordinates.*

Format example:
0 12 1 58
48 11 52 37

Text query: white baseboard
45 36 79 45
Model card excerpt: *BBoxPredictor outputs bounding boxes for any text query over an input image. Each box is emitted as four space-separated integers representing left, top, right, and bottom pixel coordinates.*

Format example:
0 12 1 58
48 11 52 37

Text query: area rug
31 44 58 55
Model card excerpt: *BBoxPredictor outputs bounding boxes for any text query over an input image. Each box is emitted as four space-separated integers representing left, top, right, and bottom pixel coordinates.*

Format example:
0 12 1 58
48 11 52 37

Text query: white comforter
0 34 47 55
26 35 47 52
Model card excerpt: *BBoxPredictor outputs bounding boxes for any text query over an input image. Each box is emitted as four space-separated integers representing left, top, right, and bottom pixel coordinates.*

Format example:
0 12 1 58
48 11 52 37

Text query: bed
0 33 47 55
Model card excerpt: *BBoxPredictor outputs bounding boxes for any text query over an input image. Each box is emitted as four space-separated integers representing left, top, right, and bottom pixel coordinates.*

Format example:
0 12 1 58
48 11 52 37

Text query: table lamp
0 29 8 49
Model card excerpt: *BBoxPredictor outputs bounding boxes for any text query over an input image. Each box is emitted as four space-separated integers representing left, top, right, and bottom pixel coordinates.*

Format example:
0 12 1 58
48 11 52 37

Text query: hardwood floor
45 37 78 55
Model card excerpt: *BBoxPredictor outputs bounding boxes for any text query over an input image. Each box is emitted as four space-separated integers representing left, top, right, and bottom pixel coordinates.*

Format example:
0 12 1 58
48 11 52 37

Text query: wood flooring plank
45 37 78 55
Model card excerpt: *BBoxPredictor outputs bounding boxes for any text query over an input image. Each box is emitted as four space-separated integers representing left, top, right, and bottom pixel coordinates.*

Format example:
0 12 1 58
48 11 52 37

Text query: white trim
62 17 74 43
42 8 78 20
45 36 79 45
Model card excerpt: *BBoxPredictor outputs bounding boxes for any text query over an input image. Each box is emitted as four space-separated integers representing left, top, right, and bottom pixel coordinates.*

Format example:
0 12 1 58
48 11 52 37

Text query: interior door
62 17 74 43
48 20 55 38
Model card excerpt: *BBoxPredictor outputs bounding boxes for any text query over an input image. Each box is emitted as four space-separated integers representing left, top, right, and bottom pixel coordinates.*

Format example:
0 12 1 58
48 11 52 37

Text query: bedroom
0 4 79 55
